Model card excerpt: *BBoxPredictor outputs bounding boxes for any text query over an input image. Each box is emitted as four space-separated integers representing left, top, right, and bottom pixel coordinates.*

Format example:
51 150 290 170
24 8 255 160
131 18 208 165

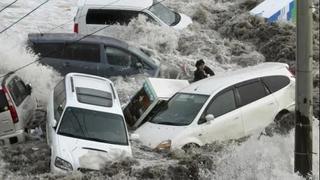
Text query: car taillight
74 23 78 33
2 87 19 123
287 66 295 77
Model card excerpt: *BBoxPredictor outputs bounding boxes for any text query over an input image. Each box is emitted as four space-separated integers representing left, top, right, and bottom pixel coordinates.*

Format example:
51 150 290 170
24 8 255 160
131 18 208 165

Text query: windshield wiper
153 121 180 125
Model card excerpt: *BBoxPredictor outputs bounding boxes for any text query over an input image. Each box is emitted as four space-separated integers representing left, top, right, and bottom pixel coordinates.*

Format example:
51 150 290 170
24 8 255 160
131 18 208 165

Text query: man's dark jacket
193 66 215 82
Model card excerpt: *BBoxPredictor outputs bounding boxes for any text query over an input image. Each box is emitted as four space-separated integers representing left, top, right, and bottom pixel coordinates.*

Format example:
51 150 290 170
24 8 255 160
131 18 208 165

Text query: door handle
267 102 275 105
233 117 240 120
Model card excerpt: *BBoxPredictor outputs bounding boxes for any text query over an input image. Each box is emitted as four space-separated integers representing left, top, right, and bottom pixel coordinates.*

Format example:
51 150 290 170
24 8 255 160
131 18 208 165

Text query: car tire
182 143 200 153
264 111 294 136
275 111 295 133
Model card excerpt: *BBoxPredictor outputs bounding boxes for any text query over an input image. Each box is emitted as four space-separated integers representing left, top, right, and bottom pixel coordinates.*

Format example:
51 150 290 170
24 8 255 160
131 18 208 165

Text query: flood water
0 0 319 179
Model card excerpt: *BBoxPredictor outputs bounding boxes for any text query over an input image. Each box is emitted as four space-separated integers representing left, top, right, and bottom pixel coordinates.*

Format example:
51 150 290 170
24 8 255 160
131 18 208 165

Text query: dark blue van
27 33 160 77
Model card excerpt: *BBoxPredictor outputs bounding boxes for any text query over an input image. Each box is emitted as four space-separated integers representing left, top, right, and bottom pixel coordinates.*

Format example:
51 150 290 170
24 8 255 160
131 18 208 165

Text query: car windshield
58 107 128 145
149 0 179 26
149 93 209 126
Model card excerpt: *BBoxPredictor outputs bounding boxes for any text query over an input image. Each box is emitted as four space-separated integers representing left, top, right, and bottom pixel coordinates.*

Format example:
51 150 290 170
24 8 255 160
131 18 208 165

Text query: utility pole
294 0 313 178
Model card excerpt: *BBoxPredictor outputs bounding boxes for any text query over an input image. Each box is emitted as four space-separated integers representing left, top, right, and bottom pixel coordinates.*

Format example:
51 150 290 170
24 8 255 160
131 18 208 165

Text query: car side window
32 43 100 63
262 76 290 93
31 43 63 59
7 77 28 106
207 90 236 117
86 9 140 25
106 47 139 67
0 90 8 113
237 81 268 106
62 43 100 63
53 80 66 122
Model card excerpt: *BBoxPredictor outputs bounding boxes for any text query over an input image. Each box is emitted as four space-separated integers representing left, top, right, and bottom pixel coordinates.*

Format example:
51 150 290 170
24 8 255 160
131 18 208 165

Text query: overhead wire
0 0 49 34
0 0 167 78
0 0 121 56
0 0 18 13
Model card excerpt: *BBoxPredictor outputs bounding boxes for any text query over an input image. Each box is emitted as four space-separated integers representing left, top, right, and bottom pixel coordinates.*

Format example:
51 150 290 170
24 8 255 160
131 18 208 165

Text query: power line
0 0 18 13
0 0 167 78
0 0 49 34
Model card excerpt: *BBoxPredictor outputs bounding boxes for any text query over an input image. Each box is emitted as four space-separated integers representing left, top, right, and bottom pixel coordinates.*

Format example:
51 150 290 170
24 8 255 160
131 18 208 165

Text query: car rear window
86 9 140 25
76 87 113 107
262 76 290 93
0 89 8 113
7 77 29 106
31 42 100 63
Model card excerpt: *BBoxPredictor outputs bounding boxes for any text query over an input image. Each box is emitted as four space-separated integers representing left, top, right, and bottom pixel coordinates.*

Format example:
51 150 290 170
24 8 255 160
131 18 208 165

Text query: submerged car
27 33 160 77
133 63 295 150
0 72 36 145
124 78 190 129
74 0 193 34
46 73 132 172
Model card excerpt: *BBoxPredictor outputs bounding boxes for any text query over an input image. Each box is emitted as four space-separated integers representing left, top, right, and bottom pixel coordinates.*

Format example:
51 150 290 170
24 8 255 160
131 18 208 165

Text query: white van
134 63 296 150
74 0 193 34
46 73 132 172
0 72 36 145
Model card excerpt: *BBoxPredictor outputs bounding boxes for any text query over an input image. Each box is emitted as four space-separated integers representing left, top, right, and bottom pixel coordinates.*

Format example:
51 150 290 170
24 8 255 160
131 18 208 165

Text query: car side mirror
51 119 57 128
57 105 63 114
26 83 32 95
205 114 215 122
130 133 140 141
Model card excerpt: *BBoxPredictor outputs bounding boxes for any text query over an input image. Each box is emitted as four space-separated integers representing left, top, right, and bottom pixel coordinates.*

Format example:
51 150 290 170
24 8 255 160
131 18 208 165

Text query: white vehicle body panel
47 73 132 172
134 63 296 150
74 0 192 35
0 74 36 145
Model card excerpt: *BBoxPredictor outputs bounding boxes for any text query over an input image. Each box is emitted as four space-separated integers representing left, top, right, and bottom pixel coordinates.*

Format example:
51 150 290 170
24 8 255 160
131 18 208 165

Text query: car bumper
0 129 25 145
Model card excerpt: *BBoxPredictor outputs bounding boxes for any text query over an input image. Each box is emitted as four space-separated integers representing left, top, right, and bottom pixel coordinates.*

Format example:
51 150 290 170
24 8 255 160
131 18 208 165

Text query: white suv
134 63 296 150
74 0 193 34
0 72 36 145
46 73 132 172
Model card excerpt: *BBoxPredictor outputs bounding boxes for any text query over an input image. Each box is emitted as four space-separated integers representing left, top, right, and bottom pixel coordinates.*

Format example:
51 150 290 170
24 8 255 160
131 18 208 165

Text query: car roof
180 62 290 96
78 0 153 9
28 33 129 49
64 73 123 115
0 74 4 83
0 72 15 86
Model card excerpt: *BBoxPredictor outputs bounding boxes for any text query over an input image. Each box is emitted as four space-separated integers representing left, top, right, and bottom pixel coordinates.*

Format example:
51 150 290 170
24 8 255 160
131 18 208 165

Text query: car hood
57 135 132 170
134 122 187 149
172 13 192 29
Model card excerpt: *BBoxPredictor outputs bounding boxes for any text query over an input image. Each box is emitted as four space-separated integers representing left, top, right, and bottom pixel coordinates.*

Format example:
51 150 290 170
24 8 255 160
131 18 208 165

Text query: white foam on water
0 0 318 179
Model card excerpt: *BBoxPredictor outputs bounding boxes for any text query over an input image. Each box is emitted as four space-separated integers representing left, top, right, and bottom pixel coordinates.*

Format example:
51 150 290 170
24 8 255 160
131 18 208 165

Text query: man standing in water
193 59 215 82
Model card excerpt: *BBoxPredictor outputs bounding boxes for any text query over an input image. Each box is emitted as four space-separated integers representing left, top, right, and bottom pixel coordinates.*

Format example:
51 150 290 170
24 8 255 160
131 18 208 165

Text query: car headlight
54 157 73 171
155 140 171 151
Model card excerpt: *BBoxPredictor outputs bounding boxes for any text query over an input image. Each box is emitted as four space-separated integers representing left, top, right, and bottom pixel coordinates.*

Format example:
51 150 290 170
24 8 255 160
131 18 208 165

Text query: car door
198 88 244 143
103 46 141 77
59 43 100 76
6 76 35 126
47 80 66 146
236 79 278 135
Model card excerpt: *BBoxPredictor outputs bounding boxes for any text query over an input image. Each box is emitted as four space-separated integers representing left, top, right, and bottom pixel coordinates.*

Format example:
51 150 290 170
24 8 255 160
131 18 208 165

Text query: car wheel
182 143 200 153
274 111 295 134
263 111 294 137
